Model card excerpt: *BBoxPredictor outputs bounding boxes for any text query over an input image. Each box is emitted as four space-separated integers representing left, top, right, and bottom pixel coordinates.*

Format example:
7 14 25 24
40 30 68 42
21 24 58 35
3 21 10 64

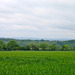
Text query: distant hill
0 37 74 41
0 38 75 48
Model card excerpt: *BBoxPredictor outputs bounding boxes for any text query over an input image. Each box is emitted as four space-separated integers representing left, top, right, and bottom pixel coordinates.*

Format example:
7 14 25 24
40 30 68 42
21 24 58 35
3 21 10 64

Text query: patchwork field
0 51 75 75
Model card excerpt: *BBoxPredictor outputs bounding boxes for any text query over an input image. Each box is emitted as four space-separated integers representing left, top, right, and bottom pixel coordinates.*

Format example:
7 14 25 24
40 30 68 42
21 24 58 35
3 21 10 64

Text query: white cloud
0 0 75 39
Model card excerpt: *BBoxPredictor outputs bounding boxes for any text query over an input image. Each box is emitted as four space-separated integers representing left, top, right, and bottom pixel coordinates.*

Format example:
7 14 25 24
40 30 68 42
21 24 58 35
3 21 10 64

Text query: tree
7 40 19 50
3 44 7 50
0 41 4 50
39 43 48 50
72 46 75 51
47 45 52 51
62 44 70 51
30 43 38 50
0 41 4 45
13 46 25 50
0 44 3 50
50 44 56 51
56 44 62 51
25 45 30 50
36 44 39 50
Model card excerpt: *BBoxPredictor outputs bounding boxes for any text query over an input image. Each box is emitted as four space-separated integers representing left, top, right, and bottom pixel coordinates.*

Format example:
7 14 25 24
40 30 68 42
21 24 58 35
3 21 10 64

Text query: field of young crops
0 51 75 75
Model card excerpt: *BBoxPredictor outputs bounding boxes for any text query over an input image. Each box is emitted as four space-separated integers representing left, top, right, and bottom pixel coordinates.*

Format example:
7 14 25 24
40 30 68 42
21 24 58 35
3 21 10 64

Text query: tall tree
30 43 38 50
72 46 75 51
56 44 62 50
0 44 3 50
51 44 56 51
62 44 70 51
7 40 19 50
25 45 30 50
39 43 48 50
0 41 4 50
3 44 7 50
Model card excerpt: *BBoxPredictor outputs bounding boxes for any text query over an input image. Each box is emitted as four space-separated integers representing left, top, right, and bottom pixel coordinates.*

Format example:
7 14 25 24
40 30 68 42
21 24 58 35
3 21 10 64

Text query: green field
0 51 75 75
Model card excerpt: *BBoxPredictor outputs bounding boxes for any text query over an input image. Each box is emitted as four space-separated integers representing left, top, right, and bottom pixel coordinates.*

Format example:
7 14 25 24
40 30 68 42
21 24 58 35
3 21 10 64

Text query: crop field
0 51 75 75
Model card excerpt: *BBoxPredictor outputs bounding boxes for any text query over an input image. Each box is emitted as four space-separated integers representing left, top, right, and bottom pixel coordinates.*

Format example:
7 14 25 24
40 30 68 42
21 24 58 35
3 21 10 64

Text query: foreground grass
0 51 75 75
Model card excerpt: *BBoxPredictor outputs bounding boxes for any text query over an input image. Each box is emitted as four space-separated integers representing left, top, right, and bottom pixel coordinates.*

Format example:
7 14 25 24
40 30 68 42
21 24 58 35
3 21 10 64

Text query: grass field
0 51 75 75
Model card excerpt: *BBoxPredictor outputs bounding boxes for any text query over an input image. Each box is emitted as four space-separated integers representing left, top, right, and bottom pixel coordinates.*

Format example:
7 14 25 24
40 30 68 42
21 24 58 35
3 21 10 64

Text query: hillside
0 38 75 48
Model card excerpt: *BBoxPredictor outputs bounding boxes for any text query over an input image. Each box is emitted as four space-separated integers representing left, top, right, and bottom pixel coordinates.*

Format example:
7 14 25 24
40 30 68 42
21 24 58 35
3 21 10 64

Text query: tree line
1 38 75 48
0 40 75 51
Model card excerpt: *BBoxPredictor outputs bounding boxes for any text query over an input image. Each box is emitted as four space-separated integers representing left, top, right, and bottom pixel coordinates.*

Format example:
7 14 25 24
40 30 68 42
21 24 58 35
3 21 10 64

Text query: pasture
0 51 75 75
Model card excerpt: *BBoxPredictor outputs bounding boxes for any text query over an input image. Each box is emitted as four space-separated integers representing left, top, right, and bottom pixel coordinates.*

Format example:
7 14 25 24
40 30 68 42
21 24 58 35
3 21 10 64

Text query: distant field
0 51 75 75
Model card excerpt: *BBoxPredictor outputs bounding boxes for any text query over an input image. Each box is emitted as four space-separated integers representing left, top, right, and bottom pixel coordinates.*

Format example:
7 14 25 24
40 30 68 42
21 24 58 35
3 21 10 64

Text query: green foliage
47 45 52 51
30 43 38 50
0 38 75 48
72 46 75 51
0 41 4 50
62 44 70 51
47 44 56 51
6 40 19 50
39 43 48 50
13 46 25 50
3 44 7 50
36 44 39 50
25 45 30 50
51 44 56 51
0 44 3 50
56 44 62 51
0 40 4 45
0 39 75 51
0 51 75 75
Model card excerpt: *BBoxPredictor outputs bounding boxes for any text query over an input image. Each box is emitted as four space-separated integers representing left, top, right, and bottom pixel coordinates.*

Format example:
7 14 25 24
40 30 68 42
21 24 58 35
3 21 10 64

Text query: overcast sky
0 0 75 39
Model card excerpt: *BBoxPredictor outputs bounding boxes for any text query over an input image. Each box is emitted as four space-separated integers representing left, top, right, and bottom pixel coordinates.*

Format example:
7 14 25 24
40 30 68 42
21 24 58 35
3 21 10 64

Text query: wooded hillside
0 38 75 48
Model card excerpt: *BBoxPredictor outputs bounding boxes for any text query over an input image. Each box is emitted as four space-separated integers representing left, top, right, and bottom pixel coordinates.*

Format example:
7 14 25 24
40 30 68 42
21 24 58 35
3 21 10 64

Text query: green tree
3 44 7 50
25 45 30 50
7 40 19 50
47 45 52 51
50 44 56 51
30 44 38 50
56 44 62 51
0 41 4 50
62 44 70 51
72 46 75 51
0 41 4 45
0 44 3 50
13 46 25 50
36 44 39 50
39 43 48 50
48 44 56 51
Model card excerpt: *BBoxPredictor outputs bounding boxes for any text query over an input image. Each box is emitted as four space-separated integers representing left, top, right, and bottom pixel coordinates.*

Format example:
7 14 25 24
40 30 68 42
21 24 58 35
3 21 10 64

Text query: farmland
0 51 75 75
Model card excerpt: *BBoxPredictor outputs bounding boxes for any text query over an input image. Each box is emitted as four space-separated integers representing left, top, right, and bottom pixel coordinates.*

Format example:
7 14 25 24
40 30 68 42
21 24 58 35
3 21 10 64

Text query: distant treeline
0 40 75 51
0 38 75 47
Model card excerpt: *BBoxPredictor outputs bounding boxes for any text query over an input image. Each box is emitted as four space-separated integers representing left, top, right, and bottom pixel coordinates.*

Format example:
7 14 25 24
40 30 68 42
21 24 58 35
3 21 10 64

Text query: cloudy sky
0 0 75 39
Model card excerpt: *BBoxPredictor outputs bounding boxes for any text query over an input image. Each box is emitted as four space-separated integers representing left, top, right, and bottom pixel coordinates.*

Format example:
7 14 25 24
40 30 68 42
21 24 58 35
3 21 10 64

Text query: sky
0 0 75 39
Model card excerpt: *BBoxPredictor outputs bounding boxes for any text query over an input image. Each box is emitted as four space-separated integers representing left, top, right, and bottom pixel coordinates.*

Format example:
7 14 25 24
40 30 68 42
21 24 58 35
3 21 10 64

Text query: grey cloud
0 0 75 38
